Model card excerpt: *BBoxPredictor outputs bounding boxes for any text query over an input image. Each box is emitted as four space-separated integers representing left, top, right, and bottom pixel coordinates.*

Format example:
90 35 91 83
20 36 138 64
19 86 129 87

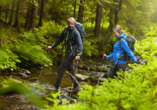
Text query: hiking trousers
54 55 79 89
108 64 126 78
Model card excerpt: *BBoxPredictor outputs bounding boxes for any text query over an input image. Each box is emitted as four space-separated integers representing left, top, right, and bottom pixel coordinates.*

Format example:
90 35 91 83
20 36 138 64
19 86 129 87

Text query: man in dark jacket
48 17 83 92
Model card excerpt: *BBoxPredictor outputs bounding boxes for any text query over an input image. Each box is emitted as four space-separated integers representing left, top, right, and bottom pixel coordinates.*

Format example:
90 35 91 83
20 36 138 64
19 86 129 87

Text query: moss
83 72 91 76
97 66 108 72
90 76 98 82
78 64 88 70
90 67 97 71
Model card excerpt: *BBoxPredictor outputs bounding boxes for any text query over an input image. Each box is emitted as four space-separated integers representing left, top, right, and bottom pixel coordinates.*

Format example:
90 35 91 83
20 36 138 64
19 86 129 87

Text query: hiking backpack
73 22 86 44
119 35 136 61
60 22 86 54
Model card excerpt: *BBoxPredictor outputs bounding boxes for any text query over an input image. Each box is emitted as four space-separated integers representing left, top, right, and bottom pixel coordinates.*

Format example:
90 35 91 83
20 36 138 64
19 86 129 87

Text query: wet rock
78 64 88 70
82 72 91 76
17 72 28 77
97 66 108 72
90 76 107 82
106 65 111 68
90 76 99 82
75 74 90 81
90 67 97 71
87 60 95 64
29 77 39 82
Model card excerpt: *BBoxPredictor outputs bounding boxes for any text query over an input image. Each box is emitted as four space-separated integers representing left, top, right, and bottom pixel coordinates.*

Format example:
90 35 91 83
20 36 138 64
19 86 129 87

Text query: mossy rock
82 72 91 76
90 76 99 82
29 77 39 81
87 60 95 64
75 74 90 81
78 64 89 70
97 66 108 72
90 67 97 71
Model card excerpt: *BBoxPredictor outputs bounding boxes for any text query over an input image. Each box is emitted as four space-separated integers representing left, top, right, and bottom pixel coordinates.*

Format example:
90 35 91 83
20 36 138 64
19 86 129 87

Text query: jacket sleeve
74 30 83 56
121 39 137 62
52 30 65 48
107 53 113 60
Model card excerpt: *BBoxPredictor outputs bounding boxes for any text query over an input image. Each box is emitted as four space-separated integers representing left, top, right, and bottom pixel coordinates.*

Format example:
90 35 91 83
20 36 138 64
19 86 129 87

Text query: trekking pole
97 54 106 85
38 47 51 79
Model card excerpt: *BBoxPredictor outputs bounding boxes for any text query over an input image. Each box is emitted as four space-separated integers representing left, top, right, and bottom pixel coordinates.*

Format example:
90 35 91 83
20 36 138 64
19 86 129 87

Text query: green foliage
45 31 157 110
0 76 46 108
16 41 52 66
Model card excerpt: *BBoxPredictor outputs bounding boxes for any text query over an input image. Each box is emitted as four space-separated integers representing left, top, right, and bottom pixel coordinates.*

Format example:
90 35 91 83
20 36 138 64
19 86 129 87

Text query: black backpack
60 22 86 54
66 22 85 45
119 35 136 61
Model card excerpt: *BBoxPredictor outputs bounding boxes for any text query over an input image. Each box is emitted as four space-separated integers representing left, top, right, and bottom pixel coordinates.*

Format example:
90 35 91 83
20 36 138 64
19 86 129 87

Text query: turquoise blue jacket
107 34 137 65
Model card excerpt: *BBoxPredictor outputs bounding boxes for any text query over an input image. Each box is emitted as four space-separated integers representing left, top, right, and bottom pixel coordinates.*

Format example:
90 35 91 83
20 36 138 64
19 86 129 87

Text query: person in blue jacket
103 25 140 78
47 17 82 92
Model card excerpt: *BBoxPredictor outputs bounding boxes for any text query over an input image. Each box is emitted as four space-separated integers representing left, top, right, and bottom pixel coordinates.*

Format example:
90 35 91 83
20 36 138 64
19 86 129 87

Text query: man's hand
103 54 107 60
47 46 52 54
75 56 80 61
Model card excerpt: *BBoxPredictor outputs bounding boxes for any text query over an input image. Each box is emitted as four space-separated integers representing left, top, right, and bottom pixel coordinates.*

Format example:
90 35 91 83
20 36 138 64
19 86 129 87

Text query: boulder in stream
17 69 31 77
75 74 90 81
97 66 108 72
78 64 88 70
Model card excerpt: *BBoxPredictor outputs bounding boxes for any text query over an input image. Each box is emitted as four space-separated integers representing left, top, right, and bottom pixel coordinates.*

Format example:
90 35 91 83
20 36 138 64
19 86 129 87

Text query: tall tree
8 0 15 25
38 0 44 27
105 0 123 41
94 0 103 38
5 1 9 24
0 6 2 21
73 0 76 18
30 0 38 33
77 0 85 23
24 0 31 30
13 0 21 31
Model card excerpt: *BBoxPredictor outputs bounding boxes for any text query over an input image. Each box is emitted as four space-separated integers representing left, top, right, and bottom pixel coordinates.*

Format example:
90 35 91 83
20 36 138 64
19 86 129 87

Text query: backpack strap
118 38 126 61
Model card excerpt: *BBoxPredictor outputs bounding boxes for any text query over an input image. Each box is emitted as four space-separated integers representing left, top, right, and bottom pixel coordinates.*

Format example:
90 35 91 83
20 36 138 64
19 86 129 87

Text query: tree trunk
114 0 123 25
5 2 9 24
38 0 44 27
8 0 16 25
94 0 103 38
30 0 38 33
77 0 85 23
104 0 123 42
0 6 2 19
73 0 76 18
13 0 21 31
24 0 31 30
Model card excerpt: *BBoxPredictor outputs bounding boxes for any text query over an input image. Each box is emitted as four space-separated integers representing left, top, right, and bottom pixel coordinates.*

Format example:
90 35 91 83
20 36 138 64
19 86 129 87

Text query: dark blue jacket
107 33 137 64
52 27 83 56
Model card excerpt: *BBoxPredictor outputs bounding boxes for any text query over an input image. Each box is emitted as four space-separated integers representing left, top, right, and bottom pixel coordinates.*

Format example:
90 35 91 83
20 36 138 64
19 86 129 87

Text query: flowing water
0 58 112 109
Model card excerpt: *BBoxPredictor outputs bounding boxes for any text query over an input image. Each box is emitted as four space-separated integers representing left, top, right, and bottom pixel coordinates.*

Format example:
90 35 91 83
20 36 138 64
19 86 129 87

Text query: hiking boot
49 85 58 91
67 87 80 93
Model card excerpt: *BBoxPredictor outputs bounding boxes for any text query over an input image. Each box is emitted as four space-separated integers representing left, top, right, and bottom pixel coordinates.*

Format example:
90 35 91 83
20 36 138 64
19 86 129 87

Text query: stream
0 57 145 110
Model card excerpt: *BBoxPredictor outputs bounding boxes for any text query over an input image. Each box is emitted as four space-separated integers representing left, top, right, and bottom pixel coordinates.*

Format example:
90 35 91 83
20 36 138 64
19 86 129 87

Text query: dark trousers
54 56 78 89
108 64 126 78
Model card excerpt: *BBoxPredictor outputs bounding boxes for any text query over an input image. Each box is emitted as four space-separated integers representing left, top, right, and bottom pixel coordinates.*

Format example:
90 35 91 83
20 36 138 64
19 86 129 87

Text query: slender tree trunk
77 0 85 23
94 0 103 38
8 0 16 25
114 0 123 25
24 0 31 30
38 0 44 27
13 0 21 31
104 0 123 42
5 1 9 24
30 0 38 33
0 6 2 22
73 0 76 18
